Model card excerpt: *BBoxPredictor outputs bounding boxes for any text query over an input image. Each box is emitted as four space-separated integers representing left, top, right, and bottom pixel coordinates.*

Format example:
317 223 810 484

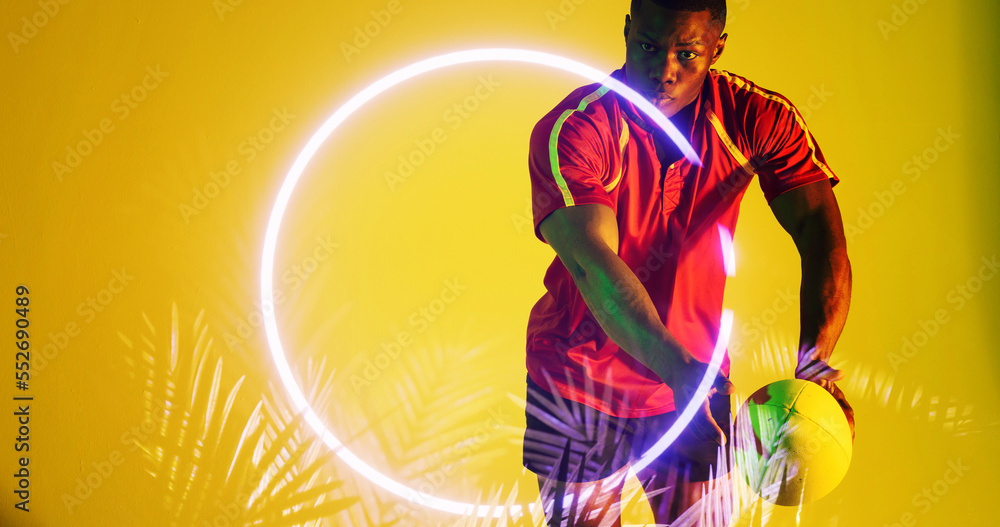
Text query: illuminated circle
261 48 729 518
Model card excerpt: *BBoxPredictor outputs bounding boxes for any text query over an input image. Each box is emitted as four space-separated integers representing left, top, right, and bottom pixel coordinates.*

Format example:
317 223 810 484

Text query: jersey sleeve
749 96 840 204
528 108 617 244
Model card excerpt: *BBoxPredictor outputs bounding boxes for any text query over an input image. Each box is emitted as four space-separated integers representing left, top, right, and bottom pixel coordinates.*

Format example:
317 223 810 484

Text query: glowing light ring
631 307 733 473
261 48 726 519
719 224 736 277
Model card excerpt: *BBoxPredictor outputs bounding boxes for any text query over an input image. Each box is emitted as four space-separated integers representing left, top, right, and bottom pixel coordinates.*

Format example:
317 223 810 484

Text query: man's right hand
538 203 735 460
666 364 735 463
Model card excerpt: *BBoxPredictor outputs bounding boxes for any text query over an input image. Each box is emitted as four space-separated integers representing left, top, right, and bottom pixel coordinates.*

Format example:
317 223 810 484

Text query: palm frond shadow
745 331 991 437
516 370 667 527
325 321 529 526
119 303 358 527
730 331 997 526
521 368 770 527
438 481 532 527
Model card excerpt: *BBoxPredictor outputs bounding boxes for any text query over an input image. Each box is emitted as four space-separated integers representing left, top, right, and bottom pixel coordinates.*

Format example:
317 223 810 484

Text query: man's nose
650 55 680 85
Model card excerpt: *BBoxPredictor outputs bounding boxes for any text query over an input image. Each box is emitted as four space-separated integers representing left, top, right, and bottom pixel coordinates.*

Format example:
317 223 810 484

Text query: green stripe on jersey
548 84 612 207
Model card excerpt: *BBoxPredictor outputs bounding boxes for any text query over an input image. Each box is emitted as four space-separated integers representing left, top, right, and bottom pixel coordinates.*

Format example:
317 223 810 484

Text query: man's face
624 3 727 118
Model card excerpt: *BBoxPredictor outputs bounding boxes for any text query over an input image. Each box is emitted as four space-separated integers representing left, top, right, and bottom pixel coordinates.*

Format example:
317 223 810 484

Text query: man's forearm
798 226 852 360
568 244 693 388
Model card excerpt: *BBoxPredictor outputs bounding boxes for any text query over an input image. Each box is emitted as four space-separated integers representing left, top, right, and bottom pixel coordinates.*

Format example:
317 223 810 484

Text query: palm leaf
119 303 359 526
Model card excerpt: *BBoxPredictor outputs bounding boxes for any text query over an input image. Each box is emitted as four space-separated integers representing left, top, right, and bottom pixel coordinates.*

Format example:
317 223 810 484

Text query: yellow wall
1 0 997 525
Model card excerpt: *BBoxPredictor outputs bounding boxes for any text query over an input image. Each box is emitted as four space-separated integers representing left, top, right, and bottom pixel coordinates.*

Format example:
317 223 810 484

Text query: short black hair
630 0 727 29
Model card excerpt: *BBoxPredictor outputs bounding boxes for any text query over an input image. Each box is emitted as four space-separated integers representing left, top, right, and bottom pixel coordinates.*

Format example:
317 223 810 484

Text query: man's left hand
795 346 855 441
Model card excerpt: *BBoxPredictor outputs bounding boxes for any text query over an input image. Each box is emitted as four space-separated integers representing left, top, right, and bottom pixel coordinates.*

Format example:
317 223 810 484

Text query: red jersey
526 66 840 418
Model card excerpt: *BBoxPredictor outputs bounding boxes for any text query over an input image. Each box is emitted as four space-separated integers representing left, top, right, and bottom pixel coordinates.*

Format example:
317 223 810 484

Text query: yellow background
2 0 998 525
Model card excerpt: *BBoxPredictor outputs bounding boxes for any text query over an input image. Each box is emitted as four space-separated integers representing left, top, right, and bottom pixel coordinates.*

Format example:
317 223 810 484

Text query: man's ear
624 15 631 42
711 33 728 65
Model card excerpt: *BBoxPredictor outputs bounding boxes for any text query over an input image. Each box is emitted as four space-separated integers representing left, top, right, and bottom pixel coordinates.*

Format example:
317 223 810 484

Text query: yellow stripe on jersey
604 117 630 193
549 84 613 207
706 108 756 179
714 70 837 181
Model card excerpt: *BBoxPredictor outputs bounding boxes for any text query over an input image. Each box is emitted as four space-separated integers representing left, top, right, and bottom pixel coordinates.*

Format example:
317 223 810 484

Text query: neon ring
261 48 729 519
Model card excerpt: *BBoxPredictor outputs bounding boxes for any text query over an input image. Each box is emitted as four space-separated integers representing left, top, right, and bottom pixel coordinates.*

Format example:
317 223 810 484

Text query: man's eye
679 51 699 61
640 43 656 53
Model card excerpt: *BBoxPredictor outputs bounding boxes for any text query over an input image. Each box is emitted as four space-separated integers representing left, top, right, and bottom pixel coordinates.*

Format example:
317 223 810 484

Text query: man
522 0 855 525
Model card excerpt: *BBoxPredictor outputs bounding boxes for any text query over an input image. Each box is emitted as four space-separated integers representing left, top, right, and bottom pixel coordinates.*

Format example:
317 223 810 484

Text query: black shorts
522 373 732 484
